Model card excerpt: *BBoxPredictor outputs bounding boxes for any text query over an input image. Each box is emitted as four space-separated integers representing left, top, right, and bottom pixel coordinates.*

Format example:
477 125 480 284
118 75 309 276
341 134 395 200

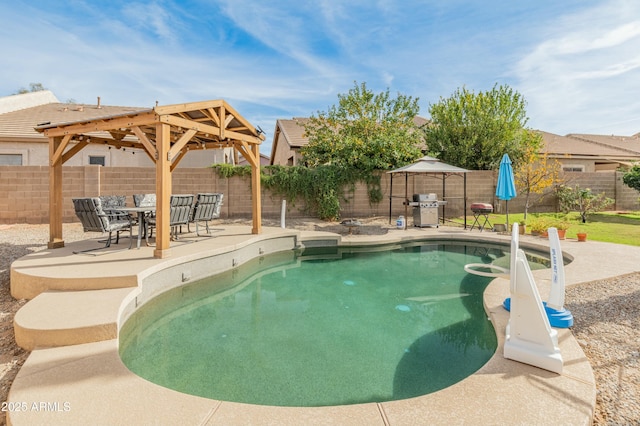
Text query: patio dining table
105 206 156 249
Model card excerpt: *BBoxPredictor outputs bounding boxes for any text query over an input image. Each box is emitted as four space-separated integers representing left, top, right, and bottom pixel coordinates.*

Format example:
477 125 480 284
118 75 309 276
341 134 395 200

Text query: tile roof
566 133 640 155
276 118 309 148
0 100 147 141
0 90 59 114
275 116 429 149
540 130 640 160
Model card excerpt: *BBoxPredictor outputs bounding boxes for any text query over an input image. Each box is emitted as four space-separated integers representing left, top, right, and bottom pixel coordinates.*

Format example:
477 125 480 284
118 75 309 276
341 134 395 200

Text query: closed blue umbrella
496 154 517 228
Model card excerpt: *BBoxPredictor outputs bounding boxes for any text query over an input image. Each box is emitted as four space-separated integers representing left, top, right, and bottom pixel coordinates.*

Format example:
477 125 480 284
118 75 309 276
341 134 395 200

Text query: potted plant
577 232 587 242
528 216 549 236
552 220 570 240
517 219 526 235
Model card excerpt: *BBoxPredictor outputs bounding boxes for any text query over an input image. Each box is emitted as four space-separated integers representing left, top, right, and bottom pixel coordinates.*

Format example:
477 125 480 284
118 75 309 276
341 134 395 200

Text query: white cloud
514 0 640 135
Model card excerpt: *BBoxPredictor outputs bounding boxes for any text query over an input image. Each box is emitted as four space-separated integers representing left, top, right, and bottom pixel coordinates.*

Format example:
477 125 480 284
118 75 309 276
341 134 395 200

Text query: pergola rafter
36 99 265 259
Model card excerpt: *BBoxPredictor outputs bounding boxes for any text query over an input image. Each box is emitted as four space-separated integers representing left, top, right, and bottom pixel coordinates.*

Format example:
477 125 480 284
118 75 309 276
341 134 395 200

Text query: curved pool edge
8 226 623 425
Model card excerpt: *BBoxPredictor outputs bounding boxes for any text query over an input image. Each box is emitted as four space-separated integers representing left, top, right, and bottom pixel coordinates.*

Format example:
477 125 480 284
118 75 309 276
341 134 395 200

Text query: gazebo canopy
387 156 468 174
387 156 469 228
36 99 265 258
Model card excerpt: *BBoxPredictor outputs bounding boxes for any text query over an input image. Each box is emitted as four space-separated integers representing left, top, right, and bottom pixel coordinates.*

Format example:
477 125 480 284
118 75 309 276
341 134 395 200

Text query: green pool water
120 242 542 407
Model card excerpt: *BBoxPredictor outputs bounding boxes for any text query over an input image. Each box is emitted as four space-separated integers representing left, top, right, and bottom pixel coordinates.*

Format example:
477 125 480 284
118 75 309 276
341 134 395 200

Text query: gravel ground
1 220 638 425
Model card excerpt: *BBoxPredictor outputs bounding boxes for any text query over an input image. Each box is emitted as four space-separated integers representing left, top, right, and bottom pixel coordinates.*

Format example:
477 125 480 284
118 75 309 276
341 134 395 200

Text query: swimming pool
119 241 547 407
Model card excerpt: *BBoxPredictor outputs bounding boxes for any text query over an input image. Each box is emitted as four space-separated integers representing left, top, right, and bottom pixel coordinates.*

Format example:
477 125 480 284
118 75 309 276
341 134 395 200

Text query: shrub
556 185 613 223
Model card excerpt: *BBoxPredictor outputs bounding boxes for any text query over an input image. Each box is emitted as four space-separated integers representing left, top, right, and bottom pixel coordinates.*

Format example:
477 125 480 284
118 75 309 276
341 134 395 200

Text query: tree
514 130 561 219
556 185 614 223
300 82 423 172
14 83 46 94
425 84 530 170
622 164 640 194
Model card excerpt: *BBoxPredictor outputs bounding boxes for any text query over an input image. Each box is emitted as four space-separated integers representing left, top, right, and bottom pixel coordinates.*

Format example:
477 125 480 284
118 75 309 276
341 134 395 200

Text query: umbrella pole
506 200 509 230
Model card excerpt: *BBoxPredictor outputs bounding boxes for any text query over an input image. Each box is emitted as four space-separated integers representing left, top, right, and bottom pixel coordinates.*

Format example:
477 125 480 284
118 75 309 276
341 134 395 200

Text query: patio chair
133 193 156 209
145 194 194 244
99 195 127 210
72 197 133 253
99 195 127 220
188 193 224 236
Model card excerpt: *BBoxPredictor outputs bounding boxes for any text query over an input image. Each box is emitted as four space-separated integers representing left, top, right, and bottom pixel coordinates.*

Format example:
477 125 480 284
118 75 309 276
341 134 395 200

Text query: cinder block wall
1 166 638 225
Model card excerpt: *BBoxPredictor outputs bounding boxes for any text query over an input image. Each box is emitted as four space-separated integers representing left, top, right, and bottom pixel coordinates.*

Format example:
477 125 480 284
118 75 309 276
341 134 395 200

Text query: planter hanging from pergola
36 99 265 259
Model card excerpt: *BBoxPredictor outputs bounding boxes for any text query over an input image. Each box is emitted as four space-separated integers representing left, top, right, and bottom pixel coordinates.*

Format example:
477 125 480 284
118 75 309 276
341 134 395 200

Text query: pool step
14 287 135 351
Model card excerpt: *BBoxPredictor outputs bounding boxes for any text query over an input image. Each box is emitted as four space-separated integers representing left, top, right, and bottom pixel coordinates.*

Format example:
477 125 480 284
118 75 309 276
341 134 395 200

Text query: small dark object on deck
341 219 362 235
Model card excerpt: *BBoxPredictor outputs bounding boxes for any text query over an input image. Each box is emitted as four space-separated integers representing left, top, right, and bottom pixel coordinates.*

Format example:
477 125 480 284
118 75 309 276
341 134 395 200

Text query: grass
459 211 640 246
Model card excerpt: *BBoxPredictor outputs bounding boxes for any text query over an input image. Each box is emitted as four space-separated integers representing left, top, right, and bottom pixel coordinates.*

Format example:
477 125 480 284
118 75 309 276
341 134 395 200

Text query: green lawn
459 211 640 246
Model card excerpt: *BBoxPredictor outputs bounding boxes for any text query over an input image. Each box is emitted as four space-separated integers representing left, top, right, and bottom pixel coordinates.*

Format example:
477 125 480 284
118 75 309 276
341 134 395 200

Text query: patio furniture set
72 193 224 253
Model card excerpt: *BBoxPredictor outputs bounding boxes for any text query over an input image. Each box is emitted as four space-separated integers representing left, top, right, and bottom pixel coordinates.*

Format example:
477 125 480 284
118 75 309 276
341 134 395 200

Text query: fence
0 166 638 224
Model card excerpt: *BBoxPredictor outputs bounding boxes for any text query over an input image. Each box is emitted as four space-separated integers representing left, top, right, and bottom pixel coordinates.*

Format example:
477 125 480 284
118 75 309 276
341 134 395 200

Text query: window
89 156 105 166
0 154 23 165
562 165 584 172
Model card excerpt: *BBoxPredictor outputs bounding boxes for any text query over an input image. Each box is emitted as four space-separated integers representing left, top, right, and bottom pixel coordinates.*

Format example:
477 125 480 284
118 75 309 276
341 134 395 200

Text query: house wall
270 139 297 166
0 167 638 225
0 141 233 167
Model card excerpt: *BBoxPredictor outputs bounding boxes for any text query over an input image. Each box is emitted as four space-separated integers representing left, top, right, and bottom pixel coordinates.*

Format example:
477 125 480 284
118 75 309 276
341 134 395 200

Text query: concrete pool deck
8 225 640 425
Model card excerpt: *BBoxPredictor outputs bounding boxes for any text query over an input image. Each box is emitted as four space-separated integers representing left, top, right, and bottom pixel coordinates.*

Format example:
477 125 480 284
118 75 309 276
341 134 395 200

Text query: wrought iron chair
133 194 156 209
145 194 194 244
72 197 133 253
188 193 224 236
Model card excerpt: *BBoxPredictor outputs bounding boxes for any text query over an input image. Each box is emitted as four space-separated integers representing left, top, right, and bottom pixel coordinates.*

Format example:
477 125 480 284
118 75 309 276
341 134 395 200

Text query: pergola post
48 136 64 248
251 142 262 234
154 122 172 259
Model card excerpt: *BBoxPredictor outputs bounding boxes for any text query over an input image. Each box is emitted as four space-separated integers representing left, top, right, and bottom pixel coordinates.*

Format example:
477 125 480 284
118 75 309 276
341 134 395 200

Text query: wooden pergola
36 99 265 259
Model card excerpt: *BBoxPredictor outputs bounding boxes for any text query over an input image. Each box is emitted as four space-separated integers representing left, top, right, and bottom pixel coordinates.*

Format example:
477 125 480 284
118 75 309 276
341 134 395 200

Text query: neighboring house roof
566 133 640 156
277 117 309 149
0 94 147 142
270 116 430 165
0 90 60 114
539 130 640 167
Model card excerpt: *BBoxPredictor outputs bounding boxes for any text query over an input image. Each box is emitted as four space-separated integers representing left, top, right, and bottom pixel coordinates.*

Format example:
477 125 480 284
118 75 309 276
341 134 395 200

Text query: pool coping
10 225 638 425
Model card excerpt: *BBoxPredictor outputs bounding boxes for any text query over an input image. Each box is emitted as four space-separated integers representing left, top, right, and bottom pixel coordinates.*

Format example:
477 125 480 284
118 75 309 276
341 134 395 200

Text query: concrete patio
8 224 640 425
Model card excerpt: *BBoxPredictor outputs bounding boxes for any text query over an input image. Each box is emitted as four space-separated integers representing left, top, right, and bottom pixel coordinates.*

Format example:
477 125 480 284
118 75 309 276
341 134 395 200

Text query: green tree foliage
556 185 614 223
425 84 531 170
514 130 561 219
622 164 640 193
300 82 423 172
14 83 46 94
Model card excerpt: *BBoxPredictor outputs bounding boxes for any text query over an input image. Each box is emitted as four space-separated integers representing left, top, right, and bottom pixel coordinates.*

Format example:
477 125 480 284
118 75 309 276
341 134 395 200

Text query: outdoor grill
409 193 446 227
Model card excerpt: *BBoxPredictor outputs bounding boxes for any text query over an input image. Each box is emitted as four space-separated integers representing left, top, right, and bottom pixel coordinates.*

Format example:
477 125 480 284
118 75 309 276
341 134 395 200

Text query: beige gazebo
36 99 265 259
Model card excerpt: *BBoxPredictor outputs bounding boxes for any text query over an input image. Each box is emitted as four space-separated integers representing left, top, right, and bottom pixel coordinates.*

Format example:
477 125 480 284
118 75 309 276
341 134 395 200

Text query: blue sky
2 0 640 155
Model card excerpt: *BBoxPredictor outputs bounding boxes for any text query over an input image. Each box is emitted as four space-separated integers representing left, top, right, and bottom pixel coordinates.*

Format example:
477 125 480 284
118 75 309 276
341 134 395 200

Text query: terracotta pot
577 232 587 242
557 229 566 240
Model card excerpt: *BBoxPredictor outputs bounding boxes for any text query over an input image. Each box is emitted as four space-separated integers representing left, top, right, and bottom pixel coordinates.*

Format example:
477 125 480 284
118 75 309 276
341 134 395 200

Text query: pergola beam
131 126 158 161
40 111 157 138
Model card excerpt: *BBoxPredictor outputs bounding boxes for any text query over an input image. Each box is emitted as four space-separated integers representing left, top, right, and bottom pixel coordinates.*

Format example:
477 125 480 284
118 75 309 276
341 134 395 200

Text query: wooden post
48 136 64 248
154 122 172 258
251 142 262 234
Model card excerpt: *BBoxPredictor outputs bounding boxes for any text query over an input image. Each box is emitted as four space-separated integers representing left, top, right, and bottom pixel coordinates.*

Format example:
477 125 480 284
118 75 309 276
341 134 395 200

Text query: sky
2 0 640 156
